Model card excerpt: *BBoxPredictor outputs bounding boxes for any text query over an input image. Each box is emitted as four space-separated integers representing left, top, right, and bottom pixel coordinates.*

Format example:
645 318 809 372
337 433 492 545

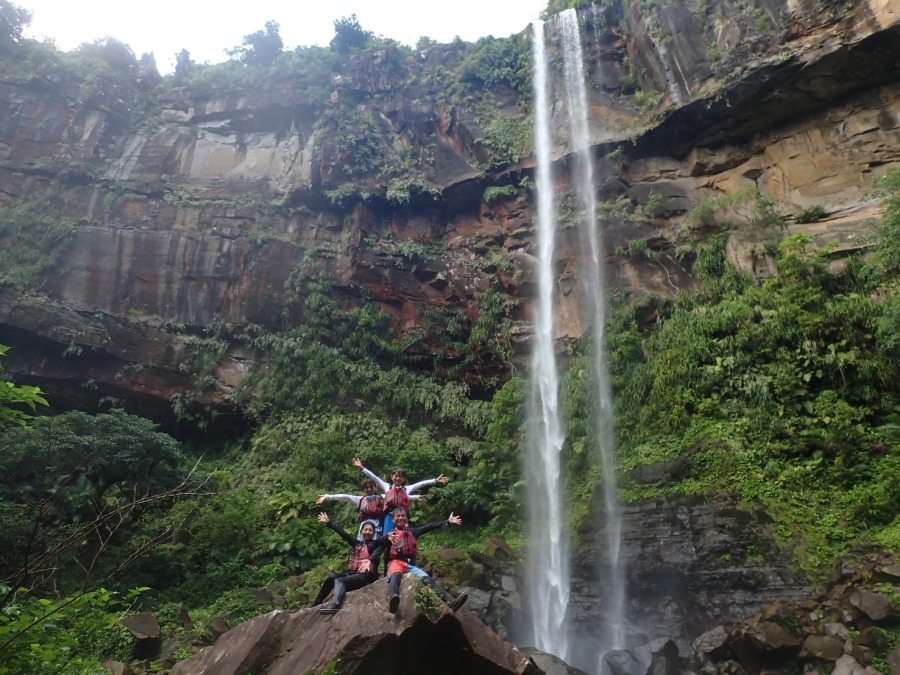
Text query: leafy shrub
479 114 534 168
483 184 519 204
795 204 828 224
438 378 526 526
458 34 531 98
0 183 76 287
241 276 489 431
541 0 596 19
0 346 47 426
872 168 900 275
0 587 144 674
325 182 365 207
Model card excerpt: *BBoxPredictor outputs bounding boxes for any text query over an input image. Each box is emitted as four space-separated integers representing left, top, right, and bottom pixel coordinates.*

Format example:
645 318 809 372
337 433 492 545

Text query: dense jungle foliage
2 171 898 672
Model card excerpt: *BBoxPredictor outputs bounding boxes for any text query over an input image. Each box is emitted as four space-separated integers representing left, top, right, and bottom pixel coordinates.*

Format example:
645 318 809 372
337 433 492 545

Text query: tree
415 36 437 51
0 0 31 52
0 345 47 427
0 409 209 621
228 20 283 67
73 37 138 75
0 409 184 520
330 14 372 54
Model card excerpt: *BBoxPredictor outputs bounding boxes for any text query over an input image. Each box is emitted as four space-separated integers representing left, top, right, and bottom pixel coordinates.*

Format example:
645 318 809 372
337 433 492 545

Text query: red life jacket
348 543 371 573
358 494 385 519
391 529 418 560
385 486 410 512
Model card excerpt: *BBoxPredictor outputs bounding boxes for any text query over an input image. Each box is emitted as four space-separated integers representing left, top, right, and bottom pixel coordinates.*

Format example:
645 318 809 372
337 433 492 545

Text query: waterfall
524 17 571 662
526 9 626 671
557 9 627 657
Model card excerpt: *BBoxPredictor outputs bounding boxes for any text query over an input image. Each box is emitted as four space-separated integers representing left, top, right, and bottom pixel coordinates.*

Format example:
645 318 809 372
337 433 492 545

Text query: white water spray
557 10 627 656
526 10 627 670
525 18 571 662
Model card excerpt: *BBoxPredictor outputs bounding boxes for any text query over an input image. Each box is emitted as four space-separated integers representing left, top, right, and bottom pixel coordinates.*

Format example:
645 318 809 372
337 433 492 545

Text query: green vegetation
634 88 664 115
227 20 283 67
795 205 828 224
0 405 199 672
1 169 897 670
413 285 518 384
483 184 520 204
324 182 367 208
1 3 897 668
479 115 534 168
239 273 491 430
167 319 231 428
330 15 373 54
0 346 47 426
0 0 31 51
541 0 597 20
589 169 900 574
0 587 143 674
458 34 532 99
0 181 76 287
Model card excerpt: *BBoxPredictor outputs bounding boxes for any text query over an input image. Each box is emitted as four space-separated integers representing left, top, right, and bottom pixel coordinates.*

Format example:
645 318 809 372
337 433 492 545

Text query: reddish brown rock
170 577 539 675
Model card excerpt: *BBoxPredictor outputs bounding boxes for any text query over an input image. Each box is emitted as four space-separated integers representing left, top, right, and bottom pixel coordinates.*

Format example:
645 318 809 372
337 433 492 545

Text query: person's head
392 507 409 528
359 520 377 541
361 479 377 495
390 469 407 486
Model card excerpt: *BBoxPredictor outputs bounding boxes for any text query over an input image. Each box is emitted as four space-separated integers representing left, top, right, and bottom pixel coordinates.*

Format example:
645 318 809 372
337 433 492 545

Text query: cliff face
1 0 897 424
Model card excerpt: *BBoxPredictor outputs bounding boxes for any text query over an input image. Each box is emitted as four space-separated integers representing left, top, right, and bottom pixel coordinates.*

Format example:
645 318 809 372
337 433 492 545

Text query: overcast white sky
17 0 548 74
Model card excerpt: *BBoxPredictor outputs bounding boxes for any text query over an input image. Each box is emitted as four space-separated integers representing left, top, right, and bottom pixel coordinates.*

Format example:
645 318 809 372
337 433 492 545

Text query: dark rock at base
520 648 591 675
170 576 540 675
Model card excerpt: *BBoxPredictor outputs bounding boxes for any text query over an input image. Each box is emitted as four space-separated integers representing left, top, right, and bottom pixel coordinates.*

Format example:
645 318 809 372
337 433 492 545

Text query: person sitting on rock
352 457 449 535
384 506 468 614
316 477 424 537
313 512 385 614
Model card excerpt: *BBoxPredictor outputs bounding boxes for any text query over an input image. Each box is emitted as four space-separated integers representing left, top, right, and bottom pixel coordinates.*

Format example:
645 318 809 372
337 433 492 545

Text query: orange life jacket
348 543 371 573
385 486 410 512
390 529 418 560
358 494 385 519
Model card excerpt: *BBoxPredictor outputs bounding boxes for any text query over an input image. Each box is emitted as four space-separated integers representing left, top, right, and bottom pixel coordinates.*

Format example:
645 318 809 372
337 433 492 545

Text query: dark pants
387 571 454 604
332 572 377 608
313 572 345 606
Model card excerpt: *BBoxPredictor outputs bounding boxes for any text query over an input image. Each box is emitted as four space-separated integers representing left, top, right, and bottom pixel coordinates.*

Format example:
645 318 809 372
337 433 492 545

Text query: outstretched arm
410 512 461 539
407 474 450 495
353 458 390 492
318 511 359 547
316 493 363 508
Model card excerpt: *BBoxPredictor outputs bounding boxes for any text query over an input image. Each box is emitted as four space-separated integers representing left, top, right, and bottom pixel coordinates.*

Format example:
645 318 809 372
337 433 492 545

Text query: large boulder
170 576 541 675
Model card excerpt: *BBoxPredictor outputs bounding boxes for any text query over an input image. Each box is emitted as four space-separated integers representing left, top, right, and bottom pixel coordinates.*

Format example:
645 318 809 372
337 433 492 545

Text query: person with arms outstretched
316 476 425 537
352 457 449 534
312 512 385 614
384 506 467 614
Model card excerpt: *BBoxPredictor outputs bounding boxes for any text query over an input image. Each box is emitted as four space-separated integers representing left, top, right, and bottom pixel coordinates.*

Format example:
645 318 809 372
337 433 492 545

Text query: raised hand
315 495 327 505
448 512 462 526
351 458 364 470
435 474 449 486
317 512 330 524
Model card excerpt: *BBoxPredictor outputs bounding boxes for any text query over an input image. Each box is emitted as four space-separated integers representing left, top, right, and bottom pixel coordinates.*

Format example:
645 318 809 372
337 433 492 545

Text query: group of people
313 458 467 616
